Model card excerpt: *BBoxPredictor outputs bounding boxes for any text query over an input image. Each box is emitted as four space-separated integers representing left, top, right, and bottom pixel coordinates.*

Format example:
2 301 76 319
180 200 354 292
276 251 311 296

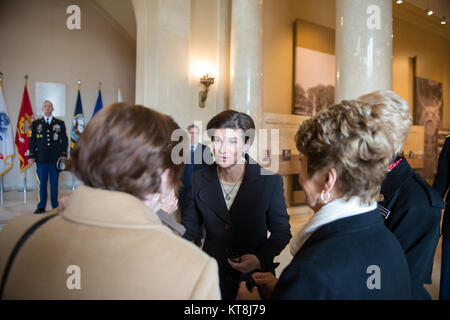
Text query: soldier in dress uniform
433 135 450 300
29 100 68 214
359 90 443 299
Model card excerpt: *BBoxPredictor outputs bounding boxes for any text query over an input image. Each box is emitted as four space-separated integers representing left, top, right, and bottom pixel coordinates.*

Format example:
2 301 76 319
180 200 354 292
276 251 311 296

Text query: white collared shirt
290 197 377 256
44 116 53 125
190 143 198 152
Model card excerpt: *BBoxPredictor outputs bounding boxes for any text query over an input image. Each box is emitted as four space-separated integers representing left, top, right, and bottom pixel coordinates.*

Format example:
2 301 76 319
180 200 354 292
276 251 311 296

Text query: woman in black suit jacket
182 110 291 300
237 100 411 300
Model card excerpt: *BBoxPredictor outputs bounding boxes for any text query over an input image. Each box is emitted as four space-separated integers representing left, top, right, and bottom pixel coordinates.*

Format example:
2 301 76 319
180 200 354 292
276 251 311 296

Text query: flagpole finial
98 82 102 89
77 80 81 90
24 74 29 84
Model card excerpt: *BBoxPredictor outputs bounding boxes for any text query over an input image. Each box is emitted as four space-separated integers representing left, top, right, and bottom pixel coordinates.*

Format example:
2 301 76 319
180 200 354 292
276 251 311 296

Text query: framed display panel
262 112 309 206
292 19 335 116
261 112 309 176
401 125 425 169
412 57 444 179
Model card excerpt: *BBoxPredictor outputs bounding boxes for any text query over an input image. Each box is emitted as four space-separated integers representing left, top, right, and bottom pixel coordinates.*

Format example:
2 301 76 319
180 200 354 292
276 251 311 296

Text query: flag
0 80 14 176
15 82 34 172
117 88 123 103
92 87 103 118
70 87 85 153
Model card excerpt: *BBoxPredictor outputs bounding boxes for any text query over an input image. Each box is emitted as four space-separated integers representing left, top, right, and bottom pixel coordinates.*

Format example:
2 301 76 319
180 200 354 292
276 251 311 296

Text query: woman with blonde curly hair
237 100 411 300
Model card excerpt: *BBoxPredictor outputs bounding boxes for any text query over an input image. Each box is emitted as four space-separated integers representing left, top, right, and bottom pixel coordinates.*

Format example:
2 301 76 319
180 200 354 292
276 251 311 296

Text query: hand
252 272 278 300
227 254 261 274
58 156 67 162
160 189 178 214
28 159 35 165
143 193 162 213
236 281 262 300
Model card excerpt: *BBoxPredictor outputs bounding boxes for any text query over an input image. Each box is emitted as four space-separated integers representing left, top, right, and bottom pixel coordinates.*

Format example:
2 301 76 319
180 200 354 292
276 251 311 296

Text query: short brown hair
71 103 185 200
206 110 255 144
295 100 393 204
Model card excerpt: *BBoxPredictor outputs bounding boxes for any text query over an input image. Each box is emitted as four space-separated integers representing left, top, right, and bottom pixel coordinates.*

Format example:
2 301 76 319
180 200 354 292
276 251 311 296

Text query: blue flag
92 88 103 118
70 89 85 152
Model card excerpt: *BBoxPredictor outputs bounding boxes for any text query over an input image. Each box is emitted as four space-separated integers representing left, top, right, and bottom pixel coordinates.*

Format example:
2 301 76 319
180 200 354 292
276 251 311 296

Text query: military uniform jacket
29 117 68 164
380 157 443 299
433 136 450 240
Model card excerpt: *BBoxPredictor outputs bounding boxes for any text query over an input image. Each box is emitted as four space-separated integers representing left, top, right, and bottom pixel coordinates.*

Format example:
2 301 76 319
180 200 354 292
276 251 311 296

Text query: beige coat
0 186 221 299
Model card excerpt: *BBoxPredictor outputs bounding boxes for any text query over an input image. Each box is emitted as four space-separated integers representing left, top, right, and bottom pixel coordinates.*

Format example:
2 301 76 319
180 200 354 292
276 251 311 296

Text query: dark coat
29 117 68 163
433 136 450 240
380 157 443 299
272 209 411 300
179 144 212 212
181 158 292 300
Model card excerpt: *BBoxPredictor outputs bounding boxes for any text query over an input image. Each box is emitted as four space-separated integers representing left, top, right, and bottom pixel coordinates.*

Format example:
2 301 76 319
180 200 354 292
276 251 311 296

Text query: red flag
15 82 34 172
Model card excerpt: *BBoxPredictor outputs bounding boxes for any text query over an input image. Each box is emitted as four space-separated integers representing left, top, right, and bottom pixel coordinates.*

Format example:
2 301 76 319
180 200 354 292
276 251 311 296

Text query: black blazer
380 157 443 299
433 136 450 239
272 209 411 300
182 157 292 300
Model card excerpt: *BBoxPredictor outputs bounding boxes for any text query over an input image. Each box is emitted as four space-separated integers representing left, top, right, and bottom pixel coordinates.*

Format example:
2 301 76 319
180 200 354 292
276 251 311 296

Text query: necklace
217 166 244 201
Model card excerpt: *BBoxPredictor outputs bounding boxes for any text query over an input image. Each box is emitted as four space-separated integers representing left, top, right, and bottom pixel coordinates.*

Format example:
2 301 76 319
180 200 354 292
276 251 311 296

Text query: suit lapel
198 164 231 224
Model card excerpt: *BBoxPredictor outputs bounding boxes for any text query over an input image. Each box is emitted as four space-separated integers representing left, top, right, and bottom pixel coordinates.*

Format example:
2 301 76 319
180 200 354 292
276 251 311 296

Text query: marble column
230 0 263 129
216 0 232 114
335 0 392 102
131 0 191 121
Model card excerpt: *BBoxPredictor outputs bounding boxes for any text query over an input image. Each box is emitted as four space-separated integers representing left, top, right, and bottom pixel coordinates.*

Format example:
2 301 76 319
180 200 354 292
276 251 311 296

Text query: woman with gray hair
358 90 443 300
237 100 411 299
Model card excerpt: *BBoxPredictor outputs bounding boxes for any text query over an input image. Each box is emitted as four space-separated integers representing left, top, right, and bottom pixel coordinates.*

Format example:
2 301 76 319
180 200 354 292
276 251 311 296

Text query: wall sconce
199 74 214 108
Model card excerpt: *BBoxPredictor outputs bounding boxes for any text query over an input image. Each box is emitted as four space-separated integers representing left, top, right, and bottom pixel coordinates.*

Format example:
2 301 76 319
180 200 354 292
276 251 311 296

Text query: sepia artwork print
413 76 443 180
293 47 335 116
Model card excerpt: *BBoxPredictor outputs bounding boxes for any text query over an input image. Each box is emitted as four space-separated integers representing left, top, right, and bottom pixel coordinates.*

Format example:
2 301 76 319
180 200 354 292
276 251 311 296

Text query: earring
241 152 246 163
320 190 331 204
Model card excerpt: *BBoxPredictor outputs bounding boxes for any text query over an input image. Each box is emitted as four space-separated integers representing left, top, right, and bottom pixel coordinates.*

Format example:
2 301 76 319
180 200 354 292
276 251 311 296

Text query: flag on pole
117 88 123 103
15 79 34 173
91 84 103 118
0 79 14 176
70 84 85 153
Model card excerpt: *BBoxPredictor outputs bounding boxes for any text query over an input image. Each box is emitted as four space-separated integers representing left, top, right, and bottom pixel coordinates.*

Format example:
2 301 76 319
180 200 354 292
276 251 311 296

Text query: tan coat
0 186 221 299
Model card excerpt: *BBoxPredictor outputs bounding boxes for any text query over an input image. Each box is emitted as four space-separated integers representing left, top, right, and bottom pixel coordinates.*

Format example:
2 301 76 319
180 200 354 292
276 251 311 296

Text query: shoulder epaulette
413 174 445 209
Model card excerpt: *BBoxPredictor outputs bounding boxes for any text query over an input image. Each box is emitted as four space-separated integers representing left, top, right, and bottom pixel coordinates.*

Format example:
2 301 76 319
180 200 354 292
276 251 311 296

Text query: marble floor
0 189 442 299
